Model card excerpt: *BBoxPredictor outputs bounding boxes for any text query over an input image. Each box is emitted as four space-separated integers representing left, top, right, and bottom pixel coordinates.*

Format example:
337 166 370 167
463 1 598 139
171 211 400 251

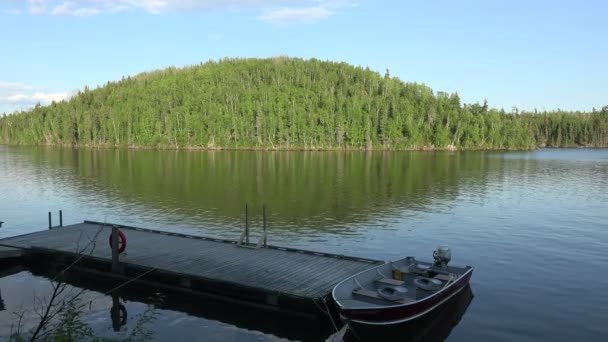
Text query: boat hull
340 267 473 326
346 284 474 341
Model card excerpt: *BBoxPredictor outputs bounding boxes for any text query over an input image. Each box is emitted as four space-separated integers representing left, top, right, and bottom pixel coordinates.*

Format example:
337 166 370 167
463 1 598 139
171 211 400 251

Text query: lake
1 146 607 341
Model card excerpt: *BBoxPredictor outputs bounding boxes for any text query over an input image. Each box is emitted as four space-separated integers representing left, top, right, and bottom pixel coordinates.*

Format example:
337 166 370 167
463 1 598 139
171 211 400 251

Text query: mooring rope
323 298 340 333
311 298 339 333
104 267 157 295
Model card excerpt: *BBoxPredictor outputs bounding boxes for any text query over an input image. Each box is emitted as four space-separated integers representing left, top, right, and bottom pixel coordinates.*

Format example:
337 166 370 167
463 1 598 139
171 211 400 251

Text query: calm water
1 146 608 341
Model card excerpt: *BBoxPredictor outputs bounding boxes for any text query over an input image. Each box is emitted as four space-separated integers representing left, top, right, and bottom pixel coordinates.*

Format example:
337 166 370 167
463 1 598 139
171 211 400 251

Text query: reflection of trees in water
20 148 506 228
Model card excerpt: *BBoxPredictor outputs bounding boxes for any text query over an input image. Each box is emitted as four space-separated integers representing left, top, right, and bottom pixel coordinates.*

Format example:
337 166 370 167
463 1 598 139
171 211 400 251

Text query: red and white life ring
108 230 127 254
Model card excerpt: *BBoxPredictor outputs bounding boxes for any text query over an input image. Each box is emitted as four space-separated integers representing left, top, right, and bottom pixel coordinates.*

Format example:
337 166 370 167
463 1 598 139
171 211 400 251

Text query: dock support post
111 226 120 273
245 204 249 244
59 210 63 227
263 204 267 247
48 212 52 229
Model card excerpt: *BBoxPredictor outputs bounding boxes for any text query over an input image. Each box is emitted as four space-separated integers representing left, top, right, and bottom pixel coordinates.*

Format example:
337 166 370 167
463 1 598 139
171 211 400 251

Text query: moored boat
331 247 473 327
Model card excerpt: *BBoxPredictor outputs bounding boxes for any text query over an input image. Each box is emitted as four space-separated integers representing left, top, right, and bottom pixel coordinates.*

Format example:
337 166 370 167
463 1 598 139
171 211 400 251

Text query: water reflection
6 261 334 341
2 147 508 231
110 294 128 332
3 147 607 341
342 286 474 341
0 289 5 312
0 260 474 341
3 148 607 237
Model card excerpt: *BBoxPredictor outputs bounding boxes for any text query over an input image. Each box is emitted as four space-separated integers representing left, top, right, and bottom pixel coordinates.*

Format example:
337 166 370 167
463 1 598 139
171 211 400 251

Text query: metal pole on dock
48 212 52 229
263 205 267 247
245 204 249 244
111 226 120 273
59 210 63 227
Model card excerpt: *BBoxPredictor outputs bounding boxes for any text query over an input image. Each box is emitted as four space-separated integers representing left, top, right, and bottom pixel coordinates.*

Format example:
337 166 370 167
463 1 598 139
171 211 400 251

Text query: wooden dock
0 221 381 317
0 246 22 259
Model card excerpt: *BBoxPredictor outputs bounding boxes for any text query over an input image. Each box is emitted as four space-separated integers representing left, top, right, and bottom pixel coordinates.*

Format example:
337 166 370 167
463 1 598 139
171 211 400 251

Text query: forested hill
1 57 607 149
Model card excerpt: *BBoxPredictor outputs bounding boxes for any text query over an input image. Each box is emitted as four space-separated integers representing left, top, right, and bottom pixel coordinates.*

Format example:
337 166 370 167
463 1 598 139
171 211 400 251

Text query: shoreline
1 143 605 152
0 143 558 152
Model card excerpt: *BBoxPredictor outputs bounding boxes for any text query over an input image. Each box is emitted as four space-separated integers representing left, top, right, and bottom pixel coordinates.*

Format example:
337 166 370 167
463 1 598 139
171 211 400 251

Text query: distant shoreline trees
1 57 606 150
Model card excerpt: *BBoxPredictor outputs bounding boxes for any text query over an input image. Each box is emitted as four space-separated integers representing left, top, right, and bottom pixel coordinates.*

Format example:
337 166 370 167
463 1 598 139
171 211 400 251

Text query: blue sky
0 0 606 114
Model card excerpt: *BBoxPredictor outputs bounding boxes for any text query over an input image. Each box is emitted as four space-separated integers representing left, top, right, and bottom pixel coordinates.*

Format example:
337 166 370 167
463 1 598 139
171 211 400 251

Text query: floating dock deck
0 221 381 317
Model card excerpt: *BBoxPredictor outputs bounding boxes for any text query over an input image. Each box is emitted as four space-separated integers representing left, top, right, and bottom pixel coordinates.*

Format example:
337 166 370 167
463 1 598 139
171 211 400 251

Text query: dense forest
1 57 607 150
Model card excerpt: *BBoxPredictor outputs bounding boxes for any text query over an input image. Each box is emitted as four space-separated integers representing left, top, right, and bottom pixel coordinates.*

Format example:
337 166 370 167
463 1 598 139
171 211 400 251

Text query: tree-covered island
1 57 607 150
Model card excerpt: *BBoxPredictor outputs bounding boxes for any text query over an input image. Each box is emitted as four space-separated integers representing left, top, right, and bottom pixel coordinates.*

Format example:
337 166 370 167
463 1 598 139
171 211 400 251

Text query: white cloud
0 80 68 113
3 92 68 104
51 1 101 16
4 0 352 23
17 0 310 15
257 5 330 24
126 1 313 13
28 0 48 15
0 81 33 91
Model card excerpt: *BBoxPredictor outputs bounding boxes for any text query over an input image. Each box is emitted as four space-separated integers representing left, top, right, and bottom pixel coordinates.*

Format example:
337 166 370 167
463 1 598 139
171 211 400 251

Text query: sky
0 0 606 114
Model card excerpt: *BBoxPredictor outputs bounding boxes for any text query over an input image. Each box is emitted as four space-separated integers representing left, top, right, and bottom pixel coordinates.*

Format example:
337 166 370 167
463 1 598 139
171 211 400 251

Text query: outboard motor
433 246 451 267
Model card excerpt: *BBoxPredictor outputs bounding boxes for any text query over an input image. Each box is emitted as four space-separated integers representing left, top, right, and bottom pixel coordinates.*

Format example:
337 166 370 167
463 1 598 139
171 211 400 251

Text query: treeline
524 111 608 147
1 57 606 149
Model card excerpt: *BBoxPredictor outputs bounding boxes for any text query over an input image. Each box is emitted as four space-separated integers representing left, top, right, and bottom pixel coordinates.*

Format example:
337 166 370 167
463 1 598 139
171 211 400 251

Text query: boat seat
397 267 420 275
375 278 405 286
433 273 452 281
352 289 413 304
400 267 454 282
